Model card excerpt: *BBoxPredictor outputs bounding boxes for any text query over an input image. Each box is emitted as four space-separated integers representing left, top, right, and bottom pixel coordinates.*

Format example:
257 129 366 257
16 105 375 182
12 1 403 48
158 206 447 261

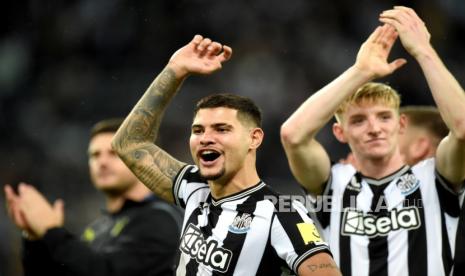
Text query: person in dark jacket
4 118 183 276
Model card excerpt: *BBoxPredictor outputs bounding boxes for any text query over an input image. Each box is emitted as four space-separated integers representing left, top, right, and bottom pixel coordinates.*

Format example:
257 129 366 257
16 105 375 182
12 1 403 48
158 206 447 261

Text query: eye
380 114 392 121
350 118 364 125
89 152 99 160
192 128 203 135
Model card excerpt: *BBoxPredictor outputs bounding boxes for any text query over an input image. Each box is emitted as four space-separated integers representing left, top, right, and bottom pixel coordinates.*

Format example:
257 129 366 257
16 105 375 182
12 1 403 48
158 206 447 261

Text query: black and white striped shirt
312 158 461 276
173 165 331 275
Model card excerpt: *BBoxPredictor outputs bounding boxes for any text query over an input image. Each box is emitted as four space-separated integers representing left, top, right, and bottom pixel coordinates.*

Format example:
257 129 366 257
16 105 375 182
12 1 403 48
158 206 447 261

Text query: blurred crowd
1 0 464 275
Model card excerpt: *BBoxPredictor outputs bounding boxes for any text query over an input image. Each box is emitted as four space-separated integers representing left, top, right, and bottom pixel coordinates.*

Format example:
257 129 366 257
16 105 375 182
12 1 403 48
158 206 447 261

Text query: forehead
192 107 240 126
344 102 397 118
89 132 114 151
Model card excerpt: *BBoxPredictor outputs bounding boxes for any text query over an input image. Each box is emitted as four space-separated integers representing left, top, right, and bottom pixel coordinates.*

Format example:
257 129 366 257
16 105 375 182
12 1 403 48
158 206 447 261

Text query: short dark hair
400 106 448 142
194 93 262 128
90 118 124 138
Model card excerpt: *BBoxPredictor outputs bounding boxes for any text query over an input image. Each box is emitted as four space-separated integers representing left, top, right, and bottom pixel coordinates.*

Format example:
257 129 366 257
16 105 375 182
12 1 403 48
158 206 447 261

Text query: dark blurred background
1 0 464 275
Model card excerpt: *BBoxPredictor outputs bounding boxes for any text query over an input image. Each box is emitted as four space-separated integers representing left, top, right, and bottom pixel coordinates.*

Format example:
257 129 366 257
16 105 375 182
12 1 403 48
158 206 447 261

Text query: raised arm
280 25 406 195
112 35 232 202
381 6 465 190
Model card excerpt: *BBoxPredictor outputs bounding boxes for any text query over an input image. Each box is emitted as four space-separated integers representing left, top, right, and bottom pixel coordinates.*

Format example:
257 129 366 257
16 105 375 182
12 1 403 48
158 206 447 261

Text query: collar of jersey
211 181 265 206
360 165 410 186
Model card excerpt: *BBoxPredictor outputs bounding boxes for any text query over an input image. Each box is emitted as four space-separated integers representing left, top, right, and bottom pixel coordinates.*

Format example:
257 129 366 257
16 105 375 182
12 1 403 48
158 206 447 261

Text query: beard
200 167 226 181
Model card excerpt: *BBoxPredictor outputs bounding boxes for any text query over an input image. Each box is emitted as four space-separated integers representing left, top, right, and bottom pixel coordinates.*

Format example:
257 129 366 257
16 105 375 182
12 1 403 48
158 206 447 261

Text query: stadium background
1 0 464 274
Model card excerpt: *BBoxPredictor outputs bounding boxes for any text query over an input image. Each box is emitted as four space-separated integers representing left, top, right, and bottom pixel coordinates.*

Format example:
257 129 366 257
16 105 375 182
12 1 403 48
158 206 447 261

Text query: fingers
191 34 203 45
18 183 50 212
219 45 233 62
53 199 65 215
191 34 232 59
5 184 19 216
197 37 212 53
53 199 65 224
366 26 383 43
4 184 17 204
389 58 408 72
382 25 399 52
380 6 425 30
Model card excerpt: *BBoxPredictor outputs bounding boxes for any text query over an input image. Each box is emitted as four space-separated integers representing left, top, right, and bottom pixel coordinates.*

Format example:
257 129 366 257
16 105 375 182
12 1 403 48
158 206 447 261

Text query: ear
250 128 264 150
398 113 407 135
410 136 431 163
332 122 347 143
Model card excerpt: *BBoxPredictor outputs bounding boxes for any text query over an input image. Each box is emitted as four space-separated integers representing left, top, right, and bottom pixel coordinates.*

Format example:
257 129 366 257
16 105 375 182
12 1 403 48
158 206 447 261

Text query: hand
354 24 407 79
379 6 432 59
17 183 64 238
4 184 38 239
168 35 232 77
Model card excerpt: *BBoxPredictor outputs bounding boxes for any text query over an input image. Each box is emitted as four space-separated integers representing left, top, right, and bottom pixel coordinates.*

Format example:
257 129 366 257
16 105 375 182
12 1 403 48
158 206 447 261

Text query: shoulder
327 163 357 192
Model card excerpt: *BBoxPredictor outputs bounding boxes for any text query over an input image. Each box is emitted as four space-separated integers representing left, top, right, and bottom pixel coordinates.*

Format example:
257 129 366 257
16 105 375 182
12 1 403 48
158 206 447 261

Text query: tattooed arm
112 35 232 203
297 253 341 276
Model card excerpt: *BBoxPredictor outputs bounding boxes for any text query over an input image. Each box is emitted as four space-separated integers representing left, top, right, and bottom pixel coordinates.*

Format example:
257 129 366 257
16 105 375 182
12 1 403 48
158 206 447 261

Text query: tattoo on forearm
307 263 339 272
121 68 181 144
113 68 185 200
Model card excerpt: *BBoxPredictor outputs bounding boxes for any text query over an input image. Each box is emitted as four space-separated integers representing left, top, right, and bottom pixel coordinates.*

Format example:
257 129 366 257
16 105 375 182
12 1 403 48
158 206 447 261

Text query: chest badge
228 213 253 234
397 172 420 196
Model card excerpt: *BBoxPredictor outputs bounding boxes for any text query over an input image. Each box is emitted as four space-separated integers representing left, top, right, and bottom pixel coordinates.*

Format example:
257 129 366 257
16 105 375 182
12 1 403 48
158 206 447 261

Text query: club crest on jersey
229 213 253 234
179 224 232 272
397 173 420 195
341 206 421 237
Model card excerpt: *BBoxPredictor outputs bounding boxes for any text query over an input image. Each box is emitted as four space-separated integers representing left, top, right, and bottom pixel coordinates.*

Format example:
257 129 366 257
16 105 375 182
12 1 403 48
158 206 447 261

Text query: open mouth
199 150 221 162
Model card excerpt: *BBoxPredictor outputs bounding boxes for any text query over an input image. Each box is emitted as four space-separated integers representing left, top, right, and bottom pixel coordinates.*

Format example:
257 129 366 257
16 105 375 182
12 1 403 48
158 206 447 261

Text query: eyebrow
348 114 365 120
191 123 233 129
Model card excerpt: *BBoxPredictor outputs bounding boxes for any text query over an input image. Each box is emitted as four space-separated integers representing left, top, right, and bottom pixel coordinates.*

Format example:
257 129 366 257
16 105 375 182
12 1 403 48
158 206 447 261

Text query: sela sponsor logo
341 206 421 237
179 224 232 272
229 213 253 234
397 173 420 195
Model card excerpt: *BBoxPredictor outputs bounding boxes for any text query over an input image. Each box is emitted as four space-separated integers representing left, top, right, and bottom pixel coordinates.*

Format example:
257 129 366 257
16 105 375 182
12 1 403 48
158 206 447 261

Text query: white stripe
387 225 408 276
350 234 369 276
233 200 274 275
270 217 299 271
173 165 194 206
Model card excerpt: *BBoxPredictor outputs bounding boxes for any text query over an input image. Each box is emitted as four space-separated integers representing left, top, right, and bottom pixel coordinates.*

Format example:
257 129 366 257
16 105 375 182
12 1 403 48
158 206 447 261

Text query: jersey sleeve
172 164 209 209
312 163 356 229
271 199 332 274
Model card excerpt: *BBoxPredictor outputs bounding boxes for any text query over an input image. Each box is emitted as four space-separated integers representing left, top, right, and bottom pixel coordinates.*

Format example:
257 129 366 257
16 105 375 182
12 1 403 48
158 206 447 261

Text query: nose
199 130 215 146
96 153 111 168
367 118 381 135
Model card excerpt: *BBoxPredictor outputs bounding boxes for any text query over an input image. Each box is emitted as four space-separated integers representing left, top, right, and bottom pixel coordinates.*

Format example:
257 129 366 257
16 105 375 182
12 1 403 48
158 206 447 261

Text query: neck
209 160 260 199
105 182 152 213
356 151 406 179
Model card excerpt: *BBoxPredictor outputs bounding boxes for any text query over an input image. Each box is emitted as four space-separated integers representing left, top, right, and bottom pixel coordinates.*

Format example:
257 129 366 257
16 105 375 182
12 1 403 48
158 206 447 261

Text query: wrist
412 46 438 63
166 61 190 79
347 65 376 83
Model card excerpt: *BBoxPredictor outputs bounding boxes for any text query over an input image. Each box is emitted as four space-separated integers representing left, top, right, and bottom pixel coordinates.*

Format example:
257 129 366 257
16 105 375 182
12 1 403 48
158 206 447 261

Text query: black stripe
440 210 453 275
404 186 427 276
200 195 220 237
367 183 389 276
435 171 461 217
340 173 362 276
183 205 203 274
436 176 456 275
219 192 260 275
316 188 333 229
453 197 465 276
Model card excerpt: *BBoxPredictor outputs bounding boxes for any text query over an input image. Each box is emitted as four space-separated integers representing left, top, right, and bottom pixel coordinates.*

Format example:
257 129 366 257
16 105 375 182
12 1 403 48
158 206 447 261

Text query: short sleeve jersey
172 165 331 275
